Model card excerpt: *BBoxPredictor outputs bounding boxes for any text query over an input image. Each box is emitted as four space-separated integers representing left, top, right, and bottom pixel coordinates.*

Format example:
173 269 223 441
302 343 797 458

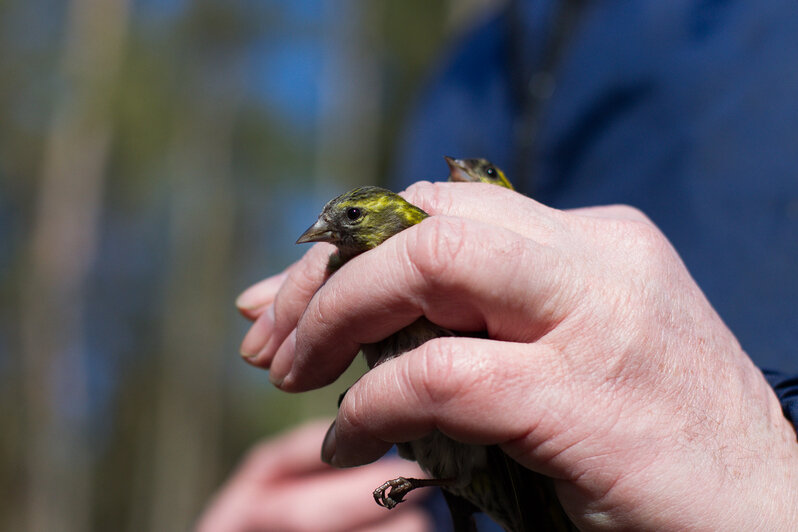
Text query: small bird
296 164 573 531
445 156 514 190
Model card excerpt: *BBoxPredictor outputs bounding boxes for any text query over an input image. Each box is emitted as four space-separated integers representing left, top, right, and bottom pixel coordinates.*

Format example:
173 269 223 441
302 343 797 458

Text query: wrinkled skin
237 182 798 530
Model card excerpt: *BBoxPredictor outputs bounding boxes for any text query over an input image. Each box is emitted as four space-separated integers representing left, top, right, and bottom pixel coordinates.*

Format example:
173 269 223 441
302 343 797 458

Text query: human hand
196 420 433 532
238 182 798 530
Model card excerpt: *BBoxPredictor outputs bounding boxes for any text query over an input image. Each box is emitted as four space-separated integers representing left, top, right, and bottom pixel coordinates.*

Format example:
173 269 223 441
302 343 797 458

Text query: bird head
445 156 514 190
296 186 428 263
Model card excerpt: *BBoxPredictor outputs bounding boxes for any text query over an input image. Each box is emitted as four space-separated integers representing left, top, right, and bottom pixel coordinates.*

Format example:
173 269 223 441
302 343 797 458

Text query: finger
325 337 574 478
400 181 566 245
240 242 334 365
567 204 655 225
239 303 275 361
273 215 570 391
235 419 332 482
355 507 433 532
252 458 428 532
236 270 292 320
198 455 425 532
197 420 334 532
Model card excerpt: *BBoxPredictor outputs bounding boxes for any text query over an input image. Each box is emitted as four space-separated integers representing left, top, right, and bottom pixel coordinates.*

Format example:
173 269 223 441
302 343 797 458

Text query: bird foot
373 476 415 509
373 476 454 509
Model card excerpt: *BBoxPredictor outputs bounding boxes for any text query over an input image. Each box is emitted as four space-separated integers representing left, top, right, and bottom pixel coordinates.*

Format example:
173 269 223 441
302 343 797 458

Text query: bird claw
373 477 414 509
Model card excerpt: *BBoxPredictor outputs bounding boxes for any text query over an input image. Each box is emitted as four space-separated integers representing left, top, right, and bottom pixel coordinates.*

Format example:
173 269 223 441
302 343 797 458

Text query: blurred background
0 0 501 530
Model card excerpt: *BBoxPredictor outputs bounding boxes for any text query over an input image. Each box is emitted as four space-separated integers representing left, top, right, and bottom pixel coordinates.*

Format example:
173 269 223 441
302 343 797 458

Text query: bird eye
486 167 498 179
346 207 362 220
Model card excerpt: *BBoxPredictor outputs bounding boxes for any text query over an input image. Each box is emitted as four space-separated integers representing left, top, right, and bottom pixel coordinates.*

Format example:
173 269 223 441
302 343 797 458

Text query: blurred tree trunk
315 0 383 189
142 82 239 532
19 0 129 531
445 0 503 30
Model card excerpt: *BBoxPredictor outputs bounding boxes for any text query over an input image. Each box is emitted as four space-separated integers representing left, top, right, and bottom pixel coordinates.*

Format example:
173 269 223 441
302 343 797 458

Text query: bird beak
444 155 473 183
296 218 335 244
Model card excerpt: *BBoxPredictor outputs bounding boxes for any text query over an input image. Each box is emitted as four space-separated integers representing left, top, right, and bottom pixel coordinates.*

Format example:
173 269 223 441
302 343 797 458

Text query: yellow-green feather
491 168 514 190
311 186 428 270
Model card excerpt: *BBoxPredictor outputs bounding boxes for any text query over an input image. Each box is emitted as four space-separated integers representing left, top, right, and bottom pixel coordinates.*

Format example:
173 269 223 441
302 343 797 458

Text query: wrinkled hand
238 182 798 530
196 420 432 532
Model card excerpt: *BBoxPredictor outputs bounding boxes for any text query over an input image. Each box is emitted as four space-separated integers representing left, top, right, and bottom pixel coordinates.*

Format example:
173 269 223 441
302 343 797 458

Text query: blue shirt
393 0 798 430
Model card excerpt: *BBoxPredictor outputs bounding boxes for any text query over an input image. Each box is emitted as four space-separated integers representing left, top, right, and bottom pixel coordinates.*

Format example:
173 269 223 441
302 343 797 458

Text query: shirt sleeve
762 369 798 435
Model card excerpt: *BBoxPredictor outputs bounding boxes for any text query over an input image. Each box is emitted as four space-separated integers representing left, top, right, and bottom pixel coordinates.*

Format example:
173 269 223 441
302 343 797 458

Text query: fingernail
321 421 337 465
268 371 283 387
240 305 274 359
268 329 296 387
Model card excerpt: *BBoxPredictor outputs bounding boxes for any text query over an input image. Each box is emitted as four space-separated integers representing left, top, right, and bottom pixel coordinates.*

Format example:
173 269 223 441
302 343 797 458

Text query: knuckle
280 263 317 305
625 219 671 264
603 216 675 285
609 204 653 224
308 285 336 330
274 249 328 322
339 381 370 432
403 180 434 199
404 216 468 286
271 289 292 328
293 248 327 290
403 181 456 215
593 206 668 264
408 339 467 408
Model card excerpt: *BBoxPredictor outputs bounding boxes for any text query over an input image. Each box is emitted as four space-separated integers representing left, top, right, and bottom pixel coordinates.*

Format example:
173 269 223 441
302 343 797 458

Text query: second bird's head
445 156 513 190
296 186 428 258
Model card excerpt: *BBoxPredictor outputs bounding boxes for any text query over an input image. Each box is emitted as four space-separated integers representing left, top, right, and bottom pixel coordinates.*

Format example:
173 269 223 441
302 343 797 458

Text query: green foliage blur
0 0 499 530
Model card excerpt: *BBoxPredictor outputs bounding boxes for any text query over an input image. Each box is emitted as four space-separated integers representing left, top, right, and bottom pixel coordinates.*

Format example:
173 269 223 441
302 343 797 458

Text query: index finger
401 181 565 245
